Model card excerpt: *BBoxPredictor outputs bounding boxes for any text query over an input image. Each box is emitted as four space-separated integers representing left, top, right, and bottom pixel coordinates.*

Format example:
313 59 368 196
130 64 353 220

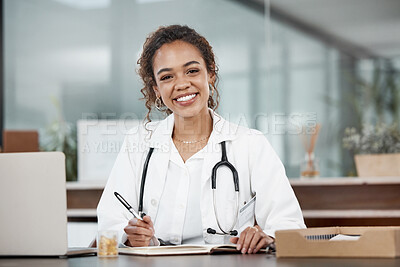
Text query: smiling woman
138 25 219 121
152 40 214 159
138 26 220 162
97 25 306 254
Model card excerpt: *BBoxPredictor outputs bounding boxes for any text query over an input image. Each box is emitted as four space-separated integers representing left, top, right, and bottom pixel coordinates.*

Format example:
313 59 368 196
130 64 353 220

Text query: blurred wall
4 0 362 178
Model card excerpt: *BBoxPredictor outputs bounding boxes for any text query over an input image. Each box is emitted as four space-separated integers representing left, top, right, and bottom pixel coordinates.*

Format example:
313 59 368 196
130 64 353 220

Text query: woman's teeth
176 93 196 102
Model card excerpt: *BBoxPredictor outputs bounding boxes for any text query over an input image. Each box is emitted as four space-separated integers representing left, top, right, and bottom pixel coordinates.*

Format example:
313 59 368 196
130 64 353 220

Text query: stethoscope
138 141 239 237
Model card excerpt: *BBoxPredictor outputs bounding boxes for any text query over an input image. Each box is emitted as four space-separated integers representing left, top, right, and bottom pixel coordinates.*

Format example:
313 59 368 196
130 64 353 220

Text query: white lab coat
97 110 306 245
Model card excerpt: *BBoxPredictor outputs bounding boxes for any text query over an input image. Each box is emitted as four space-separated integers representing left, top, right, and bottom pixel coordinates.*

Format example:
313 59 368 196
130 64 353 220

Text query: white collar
147 109 241 149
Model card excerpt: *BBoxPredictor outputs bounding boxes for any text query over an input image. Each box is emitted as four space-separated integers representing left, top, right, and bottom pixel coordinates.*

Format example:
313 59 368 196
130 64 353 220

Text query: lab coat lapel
143 114 174 218
144 147 170 219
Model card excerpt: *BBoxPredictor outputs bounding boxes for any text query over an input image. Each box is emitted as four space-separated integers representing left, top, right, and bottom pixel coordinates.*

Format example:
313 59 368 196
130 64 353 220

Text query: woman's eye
187 69 199 74
160 75 172 81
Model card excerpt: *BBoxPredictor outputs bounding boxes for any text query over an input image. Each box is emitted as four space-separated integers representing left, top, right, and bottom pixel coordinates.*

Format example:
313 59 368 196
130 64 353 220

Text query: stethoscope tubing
211 141 239 191
138 147 154 218
211 141 240 235
213 190 239 235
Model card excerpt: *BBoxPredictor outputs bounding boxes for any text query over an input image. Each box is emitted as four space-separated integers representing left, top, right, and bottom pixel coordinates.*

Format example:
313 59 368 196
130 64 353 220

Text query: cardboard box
275 226 400 258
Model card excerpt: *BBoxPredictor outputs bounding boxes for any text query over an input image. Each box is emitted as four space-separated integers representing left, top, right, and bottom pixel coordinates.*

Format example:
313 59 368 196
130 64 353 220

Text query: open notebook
119 244 266 256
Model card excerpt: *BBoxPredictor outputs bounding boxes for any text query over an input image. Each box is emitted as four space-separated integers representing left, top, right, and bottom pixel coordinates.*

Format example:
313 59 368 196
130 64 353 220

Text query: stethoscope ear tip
207 228 217 234
230 230 238 236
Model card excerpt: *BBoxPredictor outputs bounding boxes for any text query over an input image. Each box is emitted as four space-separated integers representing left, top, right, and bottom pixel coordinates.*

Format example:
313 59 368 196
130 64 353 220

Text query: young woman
97 25 305 254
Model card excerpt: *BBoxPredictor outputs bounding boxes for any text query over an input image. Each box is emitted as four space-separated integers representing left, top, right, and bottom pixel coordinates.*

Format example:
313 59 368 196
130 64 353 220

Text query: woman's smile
174 93 199 106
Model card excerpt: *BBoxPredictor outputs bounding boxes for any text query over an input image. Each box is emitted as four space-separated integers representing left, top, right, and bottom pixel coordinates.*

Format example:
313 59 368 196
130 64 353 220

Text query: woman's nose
174 76 190 90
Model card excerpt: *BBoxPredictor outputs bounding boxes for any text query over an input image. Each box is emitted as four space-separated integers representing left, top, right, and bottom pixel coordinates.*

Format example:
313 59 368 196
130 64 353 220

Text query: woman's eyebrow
157 67 172 76
183 60 200 67
156 61 201 76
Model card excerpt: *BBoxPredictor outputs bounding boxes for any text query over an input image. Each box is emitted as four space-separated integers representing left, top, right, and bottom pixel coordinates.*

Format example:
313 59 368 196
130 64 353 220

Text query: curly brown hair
137 25 220 124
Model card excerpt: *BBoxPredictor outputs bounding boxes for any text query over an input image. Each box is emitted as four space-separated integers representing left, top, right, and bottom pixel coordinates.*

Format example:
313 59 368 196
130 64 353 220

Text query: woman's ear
153 85 160 98
208 72 216 85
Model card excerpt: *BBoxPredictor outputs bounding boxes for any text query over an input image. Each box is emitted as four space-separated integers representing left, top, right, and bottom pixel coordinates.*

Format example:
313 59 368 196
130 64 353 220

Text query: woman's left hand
229 225 274 254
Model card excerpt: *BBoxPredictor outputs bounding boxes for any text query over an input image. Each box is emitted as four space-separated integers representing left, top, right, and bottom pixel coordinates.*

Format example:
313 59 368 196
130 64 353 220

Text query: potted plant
40 97 77 181
342 59 400 177
343 124 400 177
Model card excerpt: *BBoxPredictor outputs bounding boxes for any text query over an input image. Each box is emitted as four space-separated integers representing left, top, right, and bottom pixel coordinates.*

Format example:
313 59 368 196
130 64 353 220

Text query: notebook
119 244 266 256
0 152 96 257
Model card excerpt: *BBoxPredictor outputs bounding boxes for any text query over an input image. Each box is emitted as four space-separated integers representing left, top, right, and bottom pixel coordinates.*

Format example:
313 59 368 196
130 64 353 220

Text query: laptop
0 152 96 257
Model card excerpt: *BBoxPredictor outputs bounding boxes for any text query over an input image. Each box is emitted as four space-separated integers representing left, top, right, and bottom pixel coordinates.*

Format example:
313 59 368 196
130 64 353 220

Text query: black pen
114 192 143 220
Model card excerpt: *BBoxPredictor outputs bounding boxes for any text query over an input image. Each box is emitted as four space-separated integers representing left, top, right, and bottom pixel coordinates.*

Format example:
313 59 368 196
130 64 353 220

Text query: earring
209 84 215 97
155 97 163 111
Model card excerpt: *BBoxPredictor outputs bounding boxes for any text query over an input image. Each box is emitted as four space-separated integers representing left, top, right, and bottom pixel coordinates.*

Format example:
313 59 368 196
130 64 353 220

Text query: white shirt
155 140 204 244
97 110 306 245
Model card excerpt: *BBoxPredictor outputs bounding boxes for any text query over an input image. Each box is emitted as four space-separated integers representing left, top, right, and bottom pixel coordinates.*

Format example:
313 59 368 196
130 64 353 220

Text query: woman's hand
124 215 155 247
230 225 274 254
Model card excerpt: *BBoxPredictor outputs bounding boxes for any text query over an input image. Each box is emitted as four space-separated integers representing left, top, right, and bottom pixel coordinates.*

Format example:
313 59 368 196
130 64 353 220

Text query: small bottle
97 230 118 258
300 152 320 178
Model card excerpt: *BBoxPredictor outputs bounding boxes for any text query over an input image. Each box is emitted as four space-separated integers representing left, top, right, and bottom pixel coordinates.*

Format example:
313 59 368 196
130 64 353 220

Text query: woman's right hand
124 215 155 247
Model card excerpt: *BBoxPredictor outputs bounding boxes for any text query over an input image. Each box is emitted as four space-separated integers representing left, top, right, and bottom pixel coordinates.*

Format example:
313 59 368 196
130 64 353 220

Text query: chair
2 130 39 153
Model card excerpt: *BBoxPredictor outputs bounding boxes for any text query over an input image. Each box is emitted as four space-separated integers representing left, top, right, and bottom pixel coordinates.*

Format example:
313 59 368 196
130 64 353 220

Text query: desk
1 254 400 267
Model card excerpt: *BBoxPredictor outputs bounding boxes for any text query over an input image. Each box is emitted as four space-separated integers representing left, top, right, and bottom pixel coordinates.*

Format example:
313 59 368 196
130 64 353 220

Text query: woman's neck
172 108 213 142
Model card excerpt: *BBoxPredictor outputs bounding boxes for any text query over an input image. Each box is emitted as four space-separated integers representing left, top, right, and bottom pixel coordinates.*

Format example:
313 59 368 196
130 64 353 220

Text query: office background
2 0 400 179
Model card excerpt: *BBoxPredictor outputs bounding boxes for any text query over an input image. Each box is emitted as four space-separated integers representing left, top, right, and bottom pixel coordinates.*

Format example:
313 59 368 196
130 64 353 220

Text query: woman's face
152 40 214 119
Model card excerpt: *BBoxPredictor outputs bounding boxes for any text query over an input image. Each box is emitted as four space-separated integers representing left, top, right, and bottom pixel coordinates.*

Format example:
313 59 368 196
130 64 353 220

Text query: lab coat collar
147 109 240 149
147 113 174 149
209 109 241 145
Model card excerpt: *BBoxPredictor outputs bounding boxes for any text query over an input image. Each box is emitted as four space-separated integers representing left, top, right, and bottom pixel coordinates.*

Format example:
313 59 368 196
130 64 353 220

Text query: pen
265 241 276 255
114 192 142 220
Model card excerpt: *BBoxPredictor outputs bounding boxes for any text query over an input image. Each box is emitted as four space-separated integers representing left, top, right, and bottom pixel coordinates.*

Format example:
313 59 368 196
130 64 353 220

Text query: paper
237 196 256 229
330 234 361 241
